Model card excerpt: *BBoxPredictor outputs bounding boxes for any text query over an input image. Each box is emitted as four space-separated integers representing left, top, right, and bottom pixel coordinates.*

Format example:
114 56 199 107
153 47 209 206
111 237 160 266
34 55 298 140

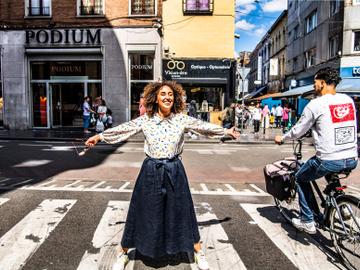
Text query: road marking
77 201 134 270
13 160 52 167
0 198 9 206
0 199 77 270
190 203 247 270
19 143 52 147
64 180 82 188
240 203 343 270
118 182 130 190
230 167 252 172
0 178 10 183
43 146 75 152
225 184 237 192
200 183 209 192
348 185 360 192
36 179 57 187
90 181 106 189
249 184 266 194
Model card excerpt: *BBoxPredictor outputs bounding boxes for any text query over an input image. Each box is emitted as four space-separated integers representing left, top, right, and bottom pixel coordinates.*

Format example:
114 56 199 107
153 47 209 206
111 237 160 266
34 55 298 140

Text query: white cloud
235 19 256 31
236 0 256 19
262 0 287 13
254 26 267 37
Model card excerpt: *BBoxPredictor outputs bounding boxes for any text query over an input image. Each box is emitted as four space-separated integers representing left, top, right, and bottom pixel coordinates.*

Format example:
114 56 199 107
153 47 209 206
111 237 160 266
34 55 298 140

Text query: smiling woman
85 80 239 270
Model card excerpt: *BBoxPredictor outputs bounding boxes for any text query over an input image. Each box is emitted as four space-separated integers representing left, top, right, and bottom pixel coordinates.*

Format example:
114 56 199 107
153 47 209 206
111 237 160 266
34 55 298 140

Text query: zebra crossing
0 195 347 270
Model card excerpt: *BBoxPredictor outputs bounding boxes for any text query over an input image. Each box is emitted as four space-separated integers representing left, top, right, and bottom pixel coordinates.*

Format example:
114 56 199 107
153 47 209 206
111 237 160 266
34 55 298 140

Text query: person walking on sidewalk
252 103 262 133
275 67 358 234
275 104 283 128
85 81 239 270
83 96 95 134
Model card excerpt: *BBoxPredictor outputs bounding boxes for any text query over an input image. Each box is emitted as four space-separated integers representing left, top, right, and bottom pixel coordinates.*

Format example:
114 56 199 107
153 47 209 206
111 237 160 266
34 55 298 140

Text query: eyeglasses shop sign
163 60 231 79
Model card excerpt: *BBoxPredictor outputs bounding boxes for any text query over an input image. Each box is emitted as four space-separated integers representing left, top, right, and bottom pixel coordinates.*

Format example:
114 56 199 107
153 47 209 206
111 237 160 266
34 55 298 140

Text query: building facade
0 0 162 129
286 0 343 88
162 0 235 122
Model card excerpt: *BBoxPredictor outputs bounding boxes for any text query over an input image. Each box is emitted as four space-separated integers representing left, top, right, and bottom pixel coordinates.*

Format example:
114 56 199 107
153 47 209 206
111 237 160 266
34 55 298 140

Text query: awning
252 92 281 101
337 78 360 95
275 84 314 98
245 85 267 100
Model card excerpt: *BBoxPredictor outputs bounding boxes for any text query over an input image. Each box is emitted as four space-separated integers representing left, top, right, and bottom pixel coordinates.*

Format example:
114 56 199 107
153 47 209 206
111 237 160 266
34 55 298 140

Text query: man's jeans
295 156 357 222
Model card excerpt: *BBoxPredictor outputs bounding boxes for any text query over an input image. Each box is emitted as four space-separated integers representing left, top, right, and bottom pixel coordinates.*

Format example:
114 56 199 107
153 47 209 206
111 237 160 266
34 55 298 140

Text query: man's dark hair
314 67 341 86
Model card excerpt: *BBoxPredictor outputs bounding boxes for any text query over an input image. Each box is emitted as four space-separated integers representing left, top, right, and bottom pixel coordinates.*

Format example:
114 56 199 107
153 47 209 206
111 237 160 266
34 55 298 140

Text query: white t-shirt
275 106 283 117
283 93 358 160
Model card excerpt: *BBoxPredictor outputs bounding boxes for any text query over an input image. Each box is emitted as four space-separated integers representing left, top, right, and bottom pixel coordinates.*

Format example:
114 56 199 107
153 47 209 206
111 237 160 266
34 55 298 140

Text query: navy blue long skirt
121 156 200 258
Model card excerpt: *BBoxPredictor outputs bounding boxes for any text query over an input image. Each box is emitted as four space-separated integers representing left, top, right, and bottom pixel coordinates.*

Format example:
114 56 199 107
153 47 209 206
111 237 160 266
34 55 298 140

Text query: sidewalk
0 127 298 144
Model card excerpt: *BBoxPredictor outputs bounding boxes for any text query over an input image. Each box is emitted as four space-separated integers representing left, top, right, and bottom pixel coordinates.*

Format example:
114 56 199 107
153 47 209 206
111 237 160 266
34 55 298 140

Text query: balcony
80 5 103 16
183 0 214 15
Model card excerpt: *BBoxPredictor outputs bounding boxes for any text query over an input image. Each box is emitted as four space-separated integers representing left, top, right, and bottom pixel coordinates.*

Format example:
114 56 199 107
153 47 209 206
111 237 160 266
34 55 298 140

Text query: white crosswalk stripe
240 203 345 270
0 197 355 270
192 203 247 270
77 201 134 270
0 199 77 270
0 198 9 206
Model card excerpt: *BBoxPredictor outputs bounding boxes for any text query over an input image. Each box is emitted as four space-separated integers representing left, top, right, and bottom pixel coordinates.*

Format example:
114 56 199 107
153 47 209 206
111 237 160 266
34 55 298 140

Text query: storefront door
50 83 84 127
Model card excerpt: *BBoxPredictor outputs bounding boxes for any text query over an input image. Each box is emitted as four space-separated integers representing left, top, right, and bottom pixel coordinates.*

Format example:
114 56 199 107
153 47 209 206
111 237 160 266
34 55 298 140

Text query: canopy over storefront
243 85 267 100
274 84 314 98
337 78 360 96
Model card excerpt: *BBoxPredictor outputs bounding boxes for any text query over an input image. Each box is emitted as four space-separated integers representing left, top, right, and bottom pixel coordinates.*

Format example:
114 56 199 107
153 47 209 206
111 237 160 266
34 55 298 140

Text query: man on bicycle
275 67 358 234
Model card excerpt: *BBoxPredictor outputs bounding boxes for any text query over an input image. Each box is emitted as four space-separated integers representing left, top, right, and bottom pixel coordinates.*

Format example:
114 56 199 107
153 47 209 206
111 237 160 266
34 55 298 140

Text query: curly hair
143 81 186 117
315 67 341 86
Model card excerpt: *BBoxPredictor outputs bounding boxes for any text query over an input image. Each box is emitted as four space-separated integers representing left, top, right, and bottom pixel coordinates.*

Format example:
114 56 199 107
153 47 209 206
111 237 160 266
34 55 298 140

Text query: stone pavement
0 126 300 144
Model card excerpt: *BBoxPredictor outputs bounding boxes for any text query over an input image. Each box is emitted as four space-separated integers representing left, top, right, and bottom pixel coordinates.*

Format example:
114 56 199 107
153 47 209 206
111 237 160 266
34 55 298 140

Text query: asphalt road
0 140 360 270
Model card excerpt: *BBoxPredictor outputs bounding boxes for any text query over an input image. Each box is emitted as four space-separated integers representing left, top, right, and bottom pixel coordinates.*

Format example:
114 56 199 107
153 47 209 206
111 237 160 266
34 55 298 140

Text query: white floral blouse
99 113 227 159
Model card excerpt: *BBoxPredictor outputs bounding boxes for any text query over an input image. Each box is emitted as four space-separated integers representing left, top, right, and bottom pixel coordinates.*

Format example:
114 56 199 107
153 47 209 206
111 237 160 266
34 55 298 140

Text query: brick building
0 0 162 129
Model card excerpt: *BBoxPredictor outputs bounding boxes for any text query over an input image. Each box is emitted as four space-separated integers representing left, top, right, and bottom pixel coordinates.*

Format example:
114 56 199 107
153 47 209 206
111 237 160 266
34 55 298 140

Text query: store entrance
50 83 84 127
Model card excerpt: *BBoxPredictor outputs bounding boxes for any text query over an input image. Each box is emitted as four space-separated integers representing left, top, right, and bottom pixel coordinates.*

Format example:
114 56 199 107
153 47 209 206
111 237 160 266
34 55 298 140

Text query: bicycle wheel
329 195 360 270
274 191 300 223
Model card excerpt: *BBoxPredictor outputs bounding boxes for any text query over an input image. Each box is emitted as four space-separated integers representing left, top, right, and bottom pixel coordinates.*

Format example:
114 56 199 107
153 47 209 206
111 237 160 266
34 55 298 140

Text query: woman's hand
85 134 101 147
226 126 240 139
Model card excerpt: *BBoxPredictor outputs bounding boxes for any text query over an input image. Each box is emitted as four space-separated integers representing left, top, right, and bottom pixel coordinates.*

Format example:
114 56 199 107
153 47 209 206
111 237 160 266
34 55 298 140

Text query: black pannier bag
264 159 297 201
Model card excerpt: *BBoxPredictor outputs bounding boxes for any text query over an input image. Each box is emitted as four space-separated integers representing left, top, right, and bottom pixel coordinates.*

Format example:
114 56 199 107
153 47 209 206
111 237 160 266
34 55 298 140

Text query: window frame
77 0 105 17
305 10 317 34
183 0 214 15
129 0 157 17
25 0 52 18
329 36 338 58
304 48 317 68
352 31 360 53
330 0 340 15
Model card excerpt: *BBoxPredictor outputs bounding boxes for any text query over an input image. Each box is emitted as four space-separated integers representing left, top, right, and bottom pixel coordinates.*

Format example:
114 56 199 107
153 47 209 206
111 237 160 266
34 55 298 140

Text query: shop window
130 0 156 16
329 36 338 58
26 0 51 16
354 31 360 52
32 83 48 128
330 0 340 15
305 48 316 68
78 0 104 16
129 53 154 119
305 10 317 34
183 0 213 14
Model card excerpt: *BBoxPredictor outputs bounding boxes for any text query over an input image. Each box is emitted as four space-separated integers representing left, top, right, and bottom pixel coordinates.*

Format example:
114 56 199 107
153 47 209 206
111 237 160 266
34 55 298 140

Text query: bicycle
273 139 360 270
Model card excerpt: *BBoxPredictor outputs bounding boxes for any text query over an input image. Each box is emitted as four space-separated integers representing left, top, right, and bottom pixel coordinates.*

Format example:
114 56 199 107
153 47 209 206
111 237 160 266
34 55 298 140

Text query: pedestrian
188 100 198 118
282 104 290 133
85 81 240 270
275 104 283 128
253 103 262 133
262 104 270 129
83 96 95 134
270 105 276 117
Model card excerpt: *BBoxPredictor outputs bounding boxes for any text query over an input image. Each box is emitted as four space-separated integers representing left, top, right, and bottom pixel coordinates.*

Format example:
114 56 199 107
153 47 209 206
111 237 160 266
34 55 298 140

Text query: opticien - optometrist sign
25 29 101 45
163 59 232 80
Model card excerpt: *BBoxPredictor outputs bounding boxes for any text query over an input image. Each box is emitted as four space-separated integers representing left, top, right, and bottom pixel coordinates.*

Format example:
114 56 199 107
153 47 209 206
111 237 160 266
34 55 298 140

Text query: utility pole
237 64 250 133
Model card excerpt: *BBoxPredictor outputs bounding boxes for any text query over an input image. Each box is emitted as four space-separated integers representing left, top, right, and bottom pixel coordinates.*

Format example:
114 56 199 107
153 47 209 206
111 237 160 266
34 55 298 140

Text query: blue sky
235 0 287 55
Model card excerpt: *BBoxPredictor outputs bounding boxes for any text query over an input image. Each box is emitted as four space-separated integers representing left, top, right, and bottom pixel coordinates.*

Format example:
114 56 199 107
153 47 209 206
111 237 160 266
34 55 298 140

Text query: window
354 31 360 52
183 0 214 14
294 25 300 40
305 10 317 34
329 36 338 58
130 0 156 16
293 57 298 71
330 0 340 15
305 48 316 67
78 0 104 16
27 0 51 16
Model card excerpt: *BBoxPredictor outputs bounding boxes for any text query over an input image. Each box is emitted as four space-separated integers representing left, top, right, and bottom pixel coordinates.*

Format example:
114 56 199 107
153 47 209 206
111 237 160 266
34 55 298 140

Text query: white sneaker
194 250 209 270
113 252 129 270
292 218 317 234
